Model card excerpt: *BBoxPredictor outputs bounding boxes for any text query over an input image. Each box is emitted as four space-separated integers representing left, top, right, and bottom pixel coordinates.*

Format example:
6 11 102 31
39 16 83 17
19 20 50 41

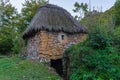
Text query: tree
19 0 47 33
73 2 88 20
114 0 120 26
12 0 47 54
0 0 19 54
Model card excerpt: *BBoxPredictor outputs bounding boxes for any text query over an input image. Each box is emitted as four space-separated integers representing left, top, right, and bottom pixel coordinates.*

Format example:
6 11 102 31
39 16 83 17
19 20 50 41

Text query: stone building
23 4 87 76
23 4 87 74
23 4 87 61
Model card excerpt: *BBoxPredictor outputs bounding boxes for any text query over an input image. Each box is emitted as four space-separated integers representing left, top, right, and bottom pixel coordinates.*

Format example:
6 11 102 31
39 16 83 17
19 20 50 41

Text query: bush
64 43 120 80
113 27 120 51
114 0 120 26
0 37 13 55
64 26 120 80
12 35 26 54
88 26 113 49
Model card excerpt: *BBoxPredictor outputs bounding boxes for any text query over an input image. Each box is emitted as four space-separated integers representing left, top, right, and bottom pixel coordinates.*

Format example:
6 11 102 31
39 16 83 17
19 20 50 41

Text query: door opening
50 59 63 77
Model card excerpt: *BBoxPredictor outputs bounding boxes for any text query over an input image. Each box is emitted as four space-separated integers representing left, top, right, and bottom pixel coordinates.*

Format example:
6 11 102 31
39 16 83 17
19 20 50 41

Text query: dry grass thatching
23 4 87 39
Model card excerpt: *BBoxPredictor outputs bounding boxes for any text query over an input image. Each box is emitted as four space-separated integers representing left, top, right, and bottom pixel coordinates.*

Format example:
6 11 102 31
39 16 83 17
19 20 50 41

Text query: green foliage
113 27 120 51
64 26 120 80
0 0 47 55
11 0 47 55
73 2 88 20
20 0 47 33
80 10 101 29
12 35 26 54
0 57 62 80
0 0 19 55
80 8 115 32
0 37 13 54
114 0 120 26
70 47 120 80
70 2 120 80
88 26 113 49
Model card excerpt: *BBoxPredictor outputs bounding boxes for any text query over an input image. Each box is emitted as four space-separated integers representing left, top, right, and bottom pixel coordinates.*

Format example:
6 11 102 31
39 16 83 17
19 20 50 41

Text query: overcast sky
10 0 116 16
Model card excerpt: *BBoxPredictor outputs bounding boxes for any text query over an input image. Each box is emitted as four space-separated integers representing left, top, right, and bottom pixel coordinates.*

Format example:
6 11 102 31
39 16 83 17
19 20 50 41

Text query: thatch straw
23 4 87 39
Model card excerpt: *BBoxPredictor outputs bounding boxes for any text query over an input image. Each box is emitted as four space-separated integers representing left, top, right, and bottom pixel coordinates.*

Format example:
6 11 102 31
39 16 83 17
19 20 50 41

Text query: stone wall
26 30 86 61
26 32 50 62
26 33 40 60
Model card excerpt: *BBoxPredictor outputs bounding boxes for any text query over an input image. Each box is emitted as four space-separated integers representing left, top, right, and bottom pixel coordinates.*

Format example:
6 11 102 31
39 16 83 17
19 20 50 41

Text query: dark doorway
50 59 63 76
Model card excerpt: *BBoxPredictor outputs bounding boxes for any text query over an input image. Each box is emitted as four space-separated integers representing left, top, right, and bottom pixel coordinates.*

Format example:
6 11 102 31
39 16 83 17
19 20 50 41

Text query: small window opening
61 35 64 40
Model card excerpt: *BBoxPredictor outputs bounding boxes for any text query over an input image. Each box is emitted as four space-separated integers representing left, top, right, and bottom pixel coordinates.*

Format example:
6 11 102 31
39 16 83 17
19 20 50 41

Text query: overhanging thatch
23 4 87 39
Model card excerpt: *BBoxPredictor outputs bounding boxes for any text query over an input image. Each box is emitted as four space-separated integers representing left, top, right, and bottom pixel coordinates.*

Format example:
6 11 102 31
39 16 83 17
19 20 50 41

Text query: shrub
64 26 120 80
12 35 26 54
113 27 120 51
0 37 13 55
114 0 120 26
88 26 113 49
64 42 120 80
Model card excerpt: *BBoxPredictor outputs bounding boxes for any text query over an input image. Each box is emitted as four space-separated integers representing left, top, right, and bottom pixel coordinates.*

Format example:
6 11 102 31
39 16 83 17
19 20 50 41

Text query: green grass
0 56 62 80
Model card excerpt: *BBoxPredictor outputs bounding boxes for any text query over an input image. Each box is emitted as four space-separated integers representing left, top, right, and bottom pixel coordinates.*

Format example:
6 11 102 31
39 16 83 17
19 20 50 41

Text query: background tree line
0 0 47 55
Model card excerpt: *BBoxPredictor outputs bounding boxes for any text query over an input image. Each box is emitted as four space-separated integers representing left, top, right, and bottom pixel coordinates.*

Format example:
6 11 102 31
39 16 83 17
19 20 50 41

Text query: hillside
0 56 62 80
63 5 120 80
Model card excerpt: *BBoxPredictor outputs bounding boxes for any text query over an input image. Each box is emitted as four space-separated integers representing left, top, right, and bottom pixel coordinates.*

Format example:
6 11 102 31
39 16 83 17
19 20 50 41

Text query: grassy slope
0 57 62 80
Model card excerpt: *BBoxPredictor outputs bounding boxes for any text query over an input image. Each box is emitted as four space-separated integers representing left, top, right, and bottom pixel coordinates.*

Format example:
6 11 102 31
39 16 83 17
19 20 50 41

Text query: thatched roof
23 4 87 39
